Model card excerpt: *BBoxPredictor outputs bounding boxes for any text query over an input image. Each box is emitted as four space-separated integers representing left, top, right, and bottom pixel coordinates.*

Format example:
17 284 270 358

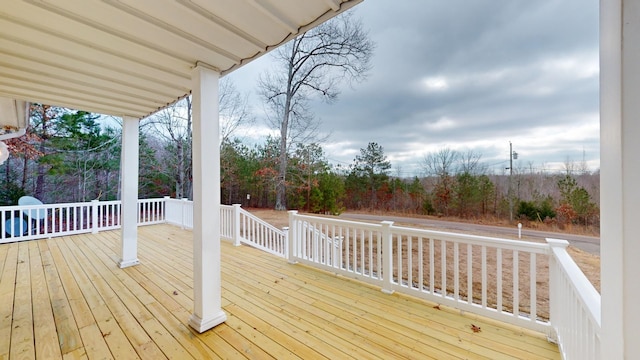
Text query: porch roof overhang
0 0 361 123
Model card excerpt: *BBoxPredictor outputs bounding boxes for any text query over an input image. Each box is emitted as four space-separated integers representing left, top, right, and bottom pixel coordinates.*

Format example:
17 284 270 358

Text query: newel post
381 221 395 294
91 199 99 234
282 226 289 259
163 196 169 223
287 210 298 264
232 204 241 246
181 198 188 230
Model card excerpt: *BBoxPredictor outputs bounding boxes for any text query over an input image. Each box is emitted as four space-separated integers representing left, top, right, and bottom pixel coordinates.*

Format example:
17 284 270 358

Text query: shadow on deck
0 224 559 359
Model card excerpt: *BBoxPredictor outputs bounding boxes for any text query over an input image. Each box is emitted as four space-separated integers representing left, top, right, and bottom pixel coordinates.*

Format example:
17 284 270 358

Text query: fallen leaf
173 291 178 295
433 304 441 310
470 324 481 333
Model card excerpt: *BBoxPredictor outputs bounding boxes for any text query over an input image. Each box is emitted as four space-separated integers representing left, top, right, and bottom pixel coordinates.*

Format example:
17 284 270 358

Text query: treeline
1 106 171 204
1 106 599 229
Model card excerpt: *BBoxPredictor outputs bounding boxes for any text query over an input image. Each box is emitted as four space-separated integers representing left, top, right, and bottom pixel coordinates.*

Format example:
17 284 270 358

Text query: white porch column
119 115 140 268
188 63 227 333
600 1 640 356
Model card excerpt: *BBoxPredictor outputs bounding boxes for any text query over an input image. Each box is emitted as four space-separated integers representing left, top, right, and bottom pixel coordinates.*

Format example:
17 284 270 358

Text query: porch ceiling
0 0 361 119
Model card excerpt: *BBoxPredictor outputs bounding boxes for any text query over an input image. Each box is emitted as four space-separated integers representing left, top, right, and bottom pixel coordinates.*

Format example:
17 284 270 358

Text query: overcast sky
227 0 600 177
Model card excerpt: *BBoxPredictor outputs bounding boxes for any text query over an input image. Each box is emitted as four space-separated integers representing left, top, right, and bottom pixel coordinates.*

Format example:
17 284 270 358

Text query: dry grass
249 209 600 317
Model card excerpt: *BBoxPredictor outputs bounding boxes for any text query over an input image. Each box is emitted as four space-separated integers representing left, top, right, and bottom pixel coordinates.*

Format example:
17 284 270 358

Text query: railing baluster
376 230 382 280
482 245 487 308
467 244 473 305
368 230 373 277
513 250 520 318
497 248 503 313
454 242 459 300
397 232 402 285
418 237 423 292
338 225 343 269
407 235 413 288
345 226 350 271
325 223 330 266
530 252 536 321
429 238 434 294
360 229 365 276
441 240 446 299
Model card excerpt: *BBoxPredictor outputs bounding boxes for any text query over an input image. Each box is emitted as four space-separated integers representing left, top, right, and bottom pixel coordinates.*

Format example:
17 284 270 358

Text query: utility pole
507 142 518 222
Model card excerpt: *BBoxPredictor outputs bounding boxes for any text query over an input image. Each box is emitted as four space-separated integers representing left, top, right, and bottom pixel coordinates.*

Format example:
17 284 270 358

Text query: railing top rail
391 225 550 253
0 198 165 210
1 201 92 210
165 198 190 203
137 198 166 203
238 207 284 234
292 213 383 231
292 212 549 254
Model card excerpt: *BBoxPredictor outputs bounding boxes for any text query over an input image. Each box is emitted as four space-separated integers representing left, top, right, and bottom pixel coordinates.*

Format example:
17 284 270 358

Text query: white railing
94 200 121 231
161 199 286 257
220 204 234 241
137 198 165 225
548 239 601 360
0 198 167 243
165 197 193 229
0 197 600 358
287 211 600 341
1 201 93 241
237 206 286 257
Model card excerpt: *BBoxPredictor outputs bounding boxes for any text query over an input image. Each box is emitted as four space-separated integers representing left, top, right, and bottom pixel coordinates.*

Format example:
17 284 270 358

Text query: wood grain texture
0 224 559 359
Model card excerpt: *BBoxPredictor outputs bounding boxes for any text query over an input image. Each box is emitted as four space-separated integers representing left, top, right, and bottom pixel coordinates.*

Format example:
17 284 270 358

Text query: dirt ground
247 208 601 295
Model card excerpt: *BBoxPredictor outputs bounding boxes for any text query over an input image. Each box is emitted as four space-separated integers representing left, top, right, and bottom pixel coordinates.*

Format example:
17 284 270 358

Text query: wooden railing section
548 239 601 360
0 198 165 242
287 211 601 356
288 212 551 333
0 198 601 359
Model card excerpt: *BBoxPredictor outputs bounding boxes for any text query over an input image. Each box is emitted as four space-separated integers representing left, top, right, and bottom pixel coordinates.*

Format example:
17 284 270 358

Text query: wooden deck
0 224 560 359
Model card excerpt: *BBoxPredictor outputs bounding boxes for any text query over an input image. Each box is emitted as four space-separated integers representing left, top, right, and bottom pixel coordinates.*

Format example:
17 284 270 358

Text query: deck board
0 224 560 359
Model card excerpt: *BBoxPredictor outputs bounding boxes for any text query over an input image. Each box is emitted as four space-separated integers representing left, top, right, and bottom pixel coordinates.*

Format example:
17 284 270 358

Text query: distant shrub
517 199 556 222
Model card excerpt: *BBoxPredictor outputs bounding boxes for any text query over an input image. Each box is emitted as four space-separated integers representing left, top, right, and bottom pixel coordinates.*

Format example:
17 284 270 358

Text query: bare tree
145 98 192 199
143 78 251 199
422 148 459 178
219 79 253 143
422 148 459 216
458 149 484 174
258 11 374 210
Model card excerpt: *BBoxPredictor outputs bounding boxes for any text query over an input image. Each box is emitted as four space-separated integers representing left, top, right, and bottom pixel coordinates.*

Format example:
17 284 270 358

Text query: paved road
339 213 601 255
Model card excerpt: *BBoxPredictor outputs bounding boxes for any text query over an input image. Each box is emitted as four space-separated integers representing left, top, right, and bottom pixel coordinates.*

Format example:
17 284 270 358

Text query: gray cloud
229 0 600 176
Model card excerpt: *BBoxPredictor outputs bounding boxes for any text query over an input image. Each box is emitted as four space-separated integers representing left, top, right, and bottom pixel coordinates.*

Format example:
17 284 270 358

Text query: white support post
188 63 227 333
600 1 640 356
118 115 140 268
232 204 241 246
287 210 298 264
381 221 395 294
91 199 99 234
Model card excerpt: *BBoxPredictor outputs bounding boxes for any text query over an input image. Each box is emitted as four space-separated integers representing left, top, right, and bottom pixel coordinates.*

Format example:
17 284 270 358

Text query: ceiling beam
323 0 342 11
247 0 299 34
176 0 267 52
